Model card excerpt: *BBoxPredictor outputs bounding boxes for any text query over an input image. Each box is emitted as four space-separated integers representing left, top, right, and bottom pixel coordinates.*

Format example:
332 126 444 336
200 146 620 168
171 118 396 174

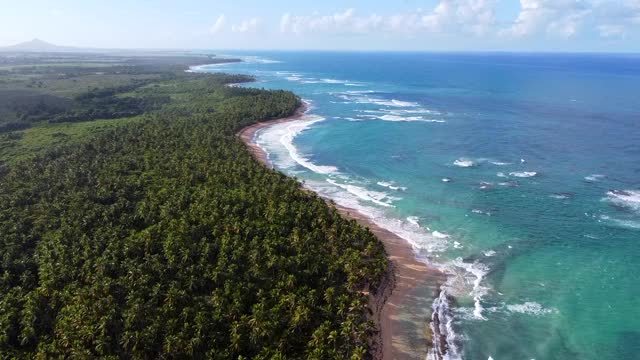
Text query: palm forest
0 53 388 359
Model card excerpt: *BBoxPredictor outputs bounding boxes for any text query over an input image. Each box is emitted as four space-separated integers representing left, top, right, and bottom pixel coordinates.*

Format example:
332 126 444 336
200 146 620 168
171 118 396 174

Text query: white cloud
597 24 626 38
501 0 595 38
280 9 381 34
209 15 226 34
232 18 261 33
279 1 496 36
547 10 590 38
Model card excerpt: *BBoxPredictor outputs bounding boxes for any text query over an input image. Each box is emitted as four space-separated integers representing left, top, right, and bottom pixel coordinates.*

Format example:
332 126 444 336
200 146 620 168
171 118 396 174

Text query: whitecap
483 250 496 257
605 190 640 213
491 161 512 166
334 92 420 108
442 177 453 183
453 158 476 168
361 108 441 116
599 215 640 229
358 114 445 123
585 174 606 182
320 78 349 84
377 181 407 191
509 171 538 178
479 181 493 190
238 55 282 64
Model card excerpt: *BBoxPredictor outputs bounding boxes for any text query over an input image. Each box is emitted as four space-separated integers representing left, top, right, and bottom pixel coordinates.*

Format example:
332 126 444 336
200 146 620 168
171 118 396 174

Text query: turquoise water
196 52 640 360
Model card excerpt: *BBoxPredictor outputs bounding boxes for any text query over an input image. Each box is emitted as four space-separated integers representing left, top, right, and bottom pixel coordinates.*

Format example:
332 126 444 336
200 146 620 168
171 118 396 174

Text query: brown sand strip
237 107 446 360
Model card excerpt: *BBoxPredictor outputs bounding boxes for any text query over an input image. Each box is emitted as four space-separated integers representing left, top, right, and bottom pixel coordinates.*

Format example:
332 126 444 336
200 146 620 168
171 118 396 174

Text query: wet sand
237 107 446 359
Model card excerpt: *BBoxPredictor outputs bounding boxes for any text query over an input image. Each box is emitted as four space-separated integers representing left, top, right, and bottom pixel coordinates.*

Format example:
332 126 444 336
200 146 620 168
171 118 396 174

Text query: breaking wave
605 190 640 213
453 158 476 168
509 171 538 178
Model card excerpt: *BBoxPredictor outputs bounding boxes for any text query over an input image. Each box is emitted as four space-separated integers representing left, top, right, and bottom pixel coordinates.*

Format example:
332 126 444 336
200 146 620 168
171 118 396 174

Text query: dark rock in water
429 291 459 360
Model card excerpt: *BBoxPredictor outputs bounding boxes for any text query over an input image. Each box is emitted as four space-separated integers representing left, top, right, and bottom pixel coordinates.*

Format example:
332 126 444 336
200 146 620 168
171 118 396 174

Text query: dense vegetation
0 55 388 358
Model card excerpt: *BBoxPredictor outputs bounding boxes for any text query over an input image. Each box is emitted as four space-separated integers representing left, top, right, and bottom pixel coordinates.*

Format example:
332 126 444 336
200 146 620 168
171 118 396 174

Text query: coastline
237 105 447 360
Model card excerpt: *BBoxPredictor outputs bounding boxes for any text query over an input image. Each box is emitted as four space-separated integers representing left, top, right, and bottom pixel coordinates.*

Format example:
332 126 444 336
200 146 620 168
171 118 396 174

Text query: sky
1 0 639 52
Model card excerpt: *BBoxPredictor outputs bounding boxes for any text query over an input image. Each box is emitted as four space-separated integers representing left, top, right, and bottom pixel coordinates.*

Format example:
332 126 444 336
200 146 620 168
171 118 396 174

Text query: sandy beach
237 106 447 360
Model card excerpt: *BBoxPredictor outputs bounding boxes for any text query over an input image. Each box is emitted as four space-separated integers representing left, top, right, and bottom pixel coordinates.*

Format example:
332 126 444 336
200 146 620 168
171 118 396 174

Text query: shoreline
237 105 447 359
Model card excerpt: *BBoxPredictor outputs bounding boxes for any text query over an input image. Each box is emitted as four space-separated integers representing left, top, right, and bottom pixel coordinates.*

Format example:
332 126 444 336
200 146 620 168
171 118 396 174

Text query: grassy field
0 115 144 163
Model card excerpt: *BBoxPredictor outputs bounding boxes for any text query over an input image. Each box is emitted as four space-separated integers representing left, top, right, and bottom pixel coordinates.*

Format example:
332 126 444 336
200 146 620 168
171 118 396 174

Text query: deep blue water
197 52 640 360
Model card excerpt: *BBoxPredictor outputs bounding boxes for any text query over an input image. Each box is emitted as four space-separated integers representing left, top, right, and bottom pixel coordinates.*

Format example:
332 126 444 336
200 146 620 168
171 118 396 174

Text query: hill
0 38 77 52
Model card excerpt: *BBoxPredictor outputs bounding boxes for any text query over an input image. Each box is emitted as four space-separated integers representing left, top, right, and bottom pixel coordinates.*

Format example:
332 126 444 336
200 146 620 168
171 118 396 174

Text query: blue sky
1 0 639 52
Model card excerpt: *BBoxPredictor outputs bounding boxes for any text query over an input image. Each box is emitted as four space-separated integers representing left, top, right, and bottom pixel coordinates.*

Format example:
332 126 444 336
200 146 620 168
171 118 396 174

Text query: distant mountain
0 39 77 52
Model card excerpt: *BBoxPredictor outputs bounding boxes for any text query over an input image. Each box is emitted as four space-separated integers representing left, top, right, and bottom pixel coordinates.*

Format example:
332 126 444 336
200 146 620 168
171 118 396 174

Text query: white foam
428 290 464 360
407 216 420 227
359 114 445 123
333 92 420 108
320 78 348 84
453 241 463 249
256 115 338 175
491 161 512 166
188 62 236 73
453 158 476 168
605 190 640 213
479 181 493 190
483 250 497 257
338 90 376 94
433 231 450 239
300 179 449 255
460 301 557 319
442 177 453 183
237 55 281 64
361 108 441 116
377 181 407 191
599 215 640 229
327 179 396 208
391 99 419 107
440 258 490 321
509 171 538 178
506 302 557 315
585 174 605 182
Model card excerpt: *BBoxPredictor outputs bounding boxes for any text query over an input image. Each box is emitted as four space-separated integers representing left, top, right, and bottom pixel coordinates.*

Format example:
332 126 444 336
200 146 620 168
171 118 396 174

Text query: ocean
195 51 640 360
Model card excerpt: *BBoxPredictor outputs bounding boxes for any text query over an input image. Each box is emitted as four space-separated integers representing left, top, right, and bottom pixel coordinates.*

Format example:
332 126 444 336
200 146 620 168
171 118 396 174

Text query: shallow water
197 51 640 360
